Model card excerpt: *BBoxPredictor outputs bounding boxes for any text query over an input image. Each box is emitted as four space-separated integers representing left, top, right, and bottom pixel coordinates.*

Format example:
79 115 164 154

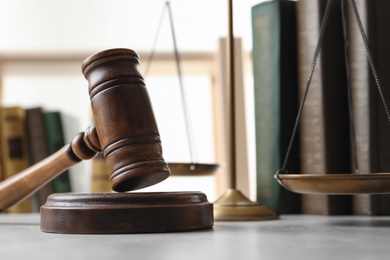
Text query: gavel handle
0 126 100 212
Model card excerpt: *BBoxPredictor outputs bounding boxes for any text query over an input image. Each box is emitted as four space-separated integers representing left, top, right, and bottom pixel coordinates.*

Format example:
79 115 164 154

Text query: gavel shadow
0 48 213 234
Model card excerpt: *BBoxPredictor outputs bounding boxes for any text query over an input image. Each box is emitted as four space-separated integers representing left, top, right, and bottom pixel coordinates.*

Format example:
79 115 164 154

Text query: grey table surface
0 213 389 260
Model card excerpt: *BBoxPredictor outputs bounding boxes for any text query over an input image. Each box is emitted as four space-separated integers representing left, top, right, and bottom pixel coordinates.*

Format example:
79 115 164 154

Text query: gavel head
81 48 170 192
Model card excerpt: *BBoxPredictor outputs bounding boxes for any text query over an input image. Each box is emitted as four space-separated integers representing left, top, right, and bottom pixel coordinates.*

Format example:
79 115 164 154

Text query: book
251 0 301 214
44 111 72 193
91 153 112 192
0 106 32 213
347 0 390 215
296 0 352 215
25 107 54 210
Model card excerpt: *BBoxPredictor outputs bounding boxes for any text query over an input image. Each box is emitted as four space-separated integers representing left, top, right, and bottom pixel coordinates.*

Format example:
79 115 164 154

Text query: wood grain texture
81 48 170 192
0 129 97 212
41 192 213 234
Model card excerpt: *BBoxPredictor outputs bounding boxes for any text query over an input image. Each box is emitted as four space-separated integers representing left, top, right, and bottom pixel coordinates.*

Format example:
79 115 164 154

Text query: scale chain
278 0 334 174
279 0 390 175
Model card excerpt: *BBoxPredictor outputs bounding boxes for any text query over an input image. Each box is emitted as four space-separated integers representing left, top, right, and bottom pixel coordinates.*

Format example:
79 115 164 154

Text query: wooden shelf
0 50 215 62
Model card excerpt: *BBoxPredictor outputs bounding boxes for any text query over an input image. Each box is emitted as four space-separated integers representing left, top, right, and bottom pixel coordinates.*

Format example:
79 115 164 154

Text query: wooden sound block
40 192 213 234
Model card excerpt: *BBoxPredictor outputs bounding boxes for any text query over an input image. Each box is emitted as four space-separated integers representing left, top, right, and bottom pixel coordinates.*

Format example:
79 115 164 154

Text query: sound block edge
40 192 213 234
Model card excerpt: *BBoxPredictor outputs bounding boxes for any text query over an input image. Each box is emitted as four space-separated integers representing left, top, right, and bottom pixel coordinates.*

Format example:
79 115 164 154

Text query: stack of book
0 106 72 212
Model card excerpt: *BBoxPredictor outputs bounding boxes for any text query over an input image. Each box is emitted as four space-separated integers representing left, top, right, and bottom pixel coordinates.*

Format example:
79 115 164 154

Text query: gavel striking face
82 48 170 192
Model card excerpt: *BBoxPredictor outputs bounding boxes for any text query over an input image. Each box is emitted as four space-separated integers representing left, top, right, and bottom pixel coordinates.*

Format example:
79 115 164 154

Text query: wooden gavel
0 48 171 212
0 48 213 234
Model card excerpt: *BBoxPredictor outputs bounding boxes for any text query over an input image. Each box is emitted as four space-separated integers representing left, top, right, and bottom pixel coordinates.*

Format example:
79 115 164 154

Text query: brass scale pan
276 173 390 195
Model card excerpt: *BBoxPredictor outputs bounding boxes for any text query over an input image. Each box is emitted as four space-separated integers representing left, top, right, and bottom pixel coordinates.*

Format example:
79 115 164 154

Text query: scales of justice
0 0 387 234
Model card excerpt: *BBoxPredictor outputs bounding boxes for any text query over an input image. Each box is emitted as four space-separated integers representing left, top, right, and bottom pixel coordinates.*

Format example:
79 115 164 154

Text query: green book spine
252 0 301 214
44 111 72 193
